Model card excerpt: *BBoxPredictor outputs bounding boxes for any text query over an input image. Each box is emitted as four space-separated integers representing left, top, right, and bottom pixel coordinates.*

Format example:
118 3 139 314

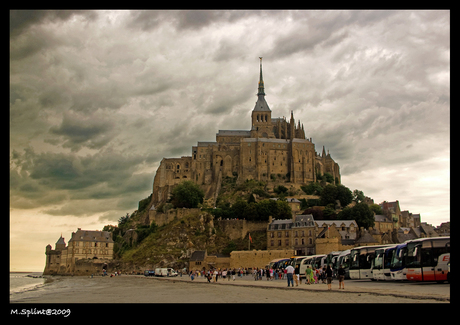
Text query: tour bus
268 258 284 269
326 251 341 277
289 255 308 268
310 254 327 270
268 258 290 270
405 237 450 283
335 249 351 279
349 244 392 280
298 254 326 278
371 245 398 281
390 243 409 281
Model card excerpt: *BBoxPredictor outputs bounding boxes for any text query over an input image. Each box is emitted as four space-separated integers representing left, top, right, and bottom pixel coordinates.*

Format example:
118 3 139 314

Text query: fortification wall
230 249 294 269
216 219 267 240
149 208 202 227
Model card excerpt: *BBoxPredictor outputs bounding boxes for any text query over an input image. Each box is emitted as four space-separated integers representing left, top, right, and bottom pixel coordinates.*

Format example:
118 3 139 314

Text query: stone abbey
152 58 340 206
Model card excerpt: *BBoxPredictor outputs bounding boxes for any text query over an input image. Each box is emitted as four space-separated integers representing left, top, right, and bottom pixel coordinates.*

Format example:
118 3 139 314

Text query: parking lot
169 273 450 301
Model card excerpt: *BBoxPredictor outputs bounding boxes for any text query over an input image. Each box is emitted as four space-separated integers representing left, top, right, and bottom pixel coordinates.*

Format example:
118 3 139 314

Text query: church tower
251 57 273 138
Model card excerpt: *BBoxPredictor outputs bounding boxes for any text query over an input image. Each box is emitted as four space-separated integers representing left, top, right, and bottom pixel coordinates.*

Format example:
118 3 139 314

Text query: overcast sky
10 10 449 271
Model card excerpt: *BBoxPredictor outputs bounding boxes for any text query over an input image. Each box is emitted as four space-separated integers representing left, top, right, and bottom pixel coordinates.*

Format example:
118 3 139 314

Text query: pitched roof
374 214 391 222
56 236 66 246
316 220 357 228
355 230 379 244
68 229 113 243
190 250 206 261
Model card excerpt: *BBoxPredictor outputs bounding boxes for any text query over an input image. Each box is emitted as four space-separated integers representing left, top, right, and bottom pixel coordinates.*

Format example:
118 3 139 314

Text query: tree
369 204 383 215
274 185 288 195
118 213 130 227
170 181 204 209
336 185 353 207
231 199 248 218
301 182 322 195
323 172 334 183
276 200 292 219
320 184 353 207
257 199 277 220
338 202 375 229
352 189 365 203
243 202 259 221
320 184 338 206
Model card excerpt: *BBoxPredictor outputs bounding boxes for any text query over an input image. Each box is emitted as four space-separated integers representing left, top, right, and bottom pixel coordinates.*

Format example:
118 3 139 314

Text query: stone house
267 214 317 256
189 250 230 271
44 228 114 275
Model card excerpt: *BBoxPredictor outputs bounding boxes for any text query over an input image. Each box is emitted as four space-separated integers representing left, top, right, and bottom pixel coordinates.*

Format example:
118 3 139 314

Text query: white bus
349 245 392 280
335 249 351 279
390 242 409 281
298 254 326 279
372 245 398 281
406 237 450 283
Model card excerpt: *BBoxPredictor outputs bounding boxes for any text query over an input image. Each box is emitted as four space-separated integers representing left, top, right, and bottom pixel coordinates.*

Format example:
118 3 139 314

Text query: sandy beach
10 274 449 304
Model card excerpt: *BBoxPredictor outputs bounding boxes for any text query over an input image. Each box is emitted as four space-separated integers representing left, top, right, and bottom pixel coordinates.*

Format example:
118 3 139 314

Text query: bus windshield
390 245 407 270
350 249 360 269
373 249 384 270
406 242 422 268
340 255 350 269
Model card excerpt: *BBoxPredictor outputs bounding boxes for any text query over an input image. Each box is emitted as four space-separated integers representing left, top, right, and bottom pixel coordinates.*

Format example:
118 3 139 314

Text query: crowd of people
187 264 346 290
188 268 250 282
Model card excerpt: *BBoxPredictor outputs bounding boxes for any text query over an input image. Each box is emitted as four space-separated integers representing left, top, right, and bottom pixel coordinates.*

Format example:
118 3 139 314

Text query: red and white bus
406 237 450 283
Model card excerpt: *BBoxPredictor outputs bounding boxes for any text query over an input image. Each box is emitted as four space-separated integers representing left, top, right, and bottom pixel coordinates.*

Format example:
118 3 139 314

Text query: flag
249 234 252 243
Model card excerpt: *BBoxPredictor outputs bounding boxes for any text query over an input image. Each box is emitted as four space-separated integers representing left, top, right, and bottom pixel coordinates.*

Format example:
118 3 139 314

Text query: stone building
267 214 317 255
189 250 230 271
44 228 114 275
267 214 359 256
151 58 340 207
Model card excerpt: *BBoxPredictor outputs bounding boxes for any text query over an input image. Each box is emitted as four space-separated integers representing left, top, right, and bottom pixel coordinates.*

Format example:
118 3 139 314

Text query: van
144 270 155 276
154 268 178 277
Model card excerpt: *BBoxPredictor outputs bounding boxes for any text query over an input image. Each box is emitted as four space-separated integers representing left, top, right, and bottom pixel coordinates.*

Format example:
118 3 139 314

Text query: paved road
166 273 450 301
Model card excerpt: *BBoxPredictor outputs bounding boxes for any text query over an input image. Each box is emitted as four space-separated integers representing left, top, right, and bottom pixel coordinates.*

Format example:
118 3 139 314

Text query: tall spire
257 57 265 96
253 57 270 112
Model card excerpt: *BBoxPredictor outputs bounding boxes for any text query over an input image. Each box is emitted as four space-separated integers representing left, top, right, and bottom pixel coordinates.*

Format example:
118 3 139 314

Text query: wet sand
10 275 448 304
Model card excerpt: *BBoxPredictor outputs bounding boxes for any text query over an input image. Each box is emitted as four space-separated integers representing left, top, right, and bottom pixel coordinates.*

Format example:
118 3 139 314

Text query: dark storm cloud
10 144 158 220
10 10 98 37
127 10 264 32
48 112 116 151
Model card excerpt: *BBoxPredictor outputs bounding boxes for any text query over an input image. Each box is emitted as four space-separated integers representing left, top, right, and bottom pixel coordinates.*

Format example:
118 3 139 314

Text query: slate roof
190 250 206 261
68 229 113 243
316 220 357 228
355 230 379 244
56 236 66 246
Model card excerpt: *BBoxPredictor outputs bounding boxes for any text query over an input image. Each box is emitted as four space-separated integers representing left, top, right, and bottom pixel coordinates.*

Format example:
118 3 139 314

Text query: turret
55 235 66 251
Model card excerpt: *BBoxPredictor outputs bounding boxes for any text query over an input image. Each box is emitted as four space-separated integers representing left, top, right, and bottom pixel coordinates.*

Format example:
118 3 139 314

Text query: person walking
285 265 295 287
294 264 300 286
305 266 312 285
338 264 346 290
326 264 333 290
